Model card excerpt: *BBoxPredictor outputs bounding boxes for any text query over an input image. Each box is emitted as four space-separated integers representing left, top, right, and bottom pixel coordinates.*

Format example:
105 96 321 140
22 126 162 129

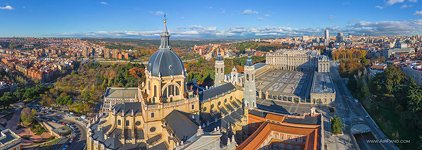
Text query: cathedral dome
147 49 185 77
146 16 185 77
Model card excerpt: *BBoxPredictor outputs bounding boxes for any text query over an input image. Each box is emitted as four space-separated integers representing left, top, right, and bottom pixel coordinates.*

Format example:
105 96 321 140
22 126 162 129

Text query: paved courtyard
256 70 313 101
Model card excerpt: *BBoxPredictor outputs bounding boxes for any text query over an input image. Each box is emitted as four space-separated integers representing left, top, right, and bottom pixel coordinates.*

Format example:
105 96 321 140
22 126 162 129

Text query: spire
163 14 168 33
160 14 170 49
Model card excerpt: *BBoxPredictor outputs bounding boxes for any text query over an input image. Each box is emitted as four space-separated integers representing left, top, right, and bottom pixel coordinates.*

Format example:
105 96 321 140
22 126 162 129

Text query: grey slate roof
249 109 267 118
283 115 320 125
113 102 142 116
311 72 335 94
147 49 185 77
199 83 236 102
0 129 20 145
149 142 168 150
250 109 320 125
105 87 138 99
254 63 266 70
163 110 198 141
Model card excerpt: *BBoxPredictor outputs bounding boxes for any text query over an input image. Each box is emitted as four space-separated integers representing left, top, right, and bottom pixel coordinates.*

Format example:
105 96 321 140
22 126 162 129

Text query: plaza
256 70 314 103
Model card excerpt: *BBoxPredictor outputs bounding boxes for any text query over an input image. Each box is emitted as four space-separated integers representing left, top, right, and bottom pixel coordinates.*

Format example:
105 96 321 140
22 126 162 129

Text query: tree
21 107 36 127
331 116 343 134
407 80 422 113
384 66 405 94
56 94 73 106
0 92 16 109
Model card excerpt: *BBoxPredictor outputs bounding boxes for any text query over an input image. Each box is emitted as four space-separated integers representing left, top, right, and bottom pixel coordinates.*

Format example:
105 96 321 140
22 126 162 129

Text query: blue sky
0 0 421 38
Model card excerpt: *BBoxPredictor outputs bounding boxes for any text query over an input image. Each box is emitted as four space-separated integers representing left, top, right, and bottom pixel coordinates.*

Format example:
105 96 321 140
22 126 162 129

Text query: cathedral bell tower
243 56 257 109
214 52 225 86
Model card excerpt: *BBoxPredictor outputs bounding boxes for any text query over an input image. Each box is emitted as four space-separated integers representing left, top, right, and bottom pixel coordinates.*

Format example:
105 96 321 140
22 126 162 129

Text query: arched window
151 113 154 118
163 88 167 98
154 85 157 97
191 104 194 109
169 85 174 96
126 120 130 126
118 120 121 125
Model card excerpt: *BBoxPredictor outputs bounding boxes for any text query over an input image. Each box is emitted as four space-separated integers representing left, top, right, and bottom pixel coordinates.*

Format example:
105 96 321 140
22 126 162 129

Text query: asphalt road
33 107 87 150
330 63 398 150
63 117 87 150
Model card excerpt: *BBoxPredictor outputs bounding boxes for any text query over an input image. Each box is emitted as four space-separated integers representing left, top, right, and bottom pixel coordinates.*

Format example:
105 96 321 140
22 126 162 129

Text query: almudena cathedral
87 17 334 150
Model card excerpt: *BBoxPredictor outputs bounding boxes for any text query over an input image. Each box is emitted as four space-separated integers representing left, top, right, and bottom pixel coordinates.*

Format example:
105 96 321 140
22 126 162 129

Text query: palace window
118 120 121 125
191 104 194 109
126 120 129 126
151 113 155 118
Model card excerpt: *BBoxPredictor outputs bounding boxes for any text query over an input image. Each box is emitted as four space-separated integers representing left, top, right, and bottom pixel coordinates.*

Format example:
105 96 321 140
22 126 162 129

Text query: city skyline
0 0 421 38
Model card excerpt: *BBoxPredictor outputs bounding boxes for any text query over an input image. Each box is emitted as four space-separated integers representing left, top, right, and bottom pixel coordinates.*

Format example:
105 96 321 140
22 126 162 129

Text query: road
329 62 398 150
31 105 87 150
49 111 87 150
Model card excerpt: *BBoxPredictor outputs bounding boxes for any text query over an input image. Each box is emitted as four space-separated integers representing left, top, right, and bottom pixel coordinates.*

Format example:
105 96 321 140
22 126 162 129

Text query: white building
402 63 422 85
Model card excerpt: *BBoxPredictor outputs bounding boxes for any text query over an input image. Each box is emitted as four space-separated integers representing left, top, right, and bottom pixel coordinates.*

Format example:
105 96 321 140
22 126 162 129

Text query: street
328 62 398 150
27 104 87 150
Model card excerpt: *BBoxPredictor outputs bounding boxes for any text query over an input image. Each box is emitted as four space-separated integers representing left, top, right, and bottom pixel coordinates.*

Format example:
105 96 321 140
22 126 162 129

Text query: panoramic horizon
0 1 421 150
0 0 422 38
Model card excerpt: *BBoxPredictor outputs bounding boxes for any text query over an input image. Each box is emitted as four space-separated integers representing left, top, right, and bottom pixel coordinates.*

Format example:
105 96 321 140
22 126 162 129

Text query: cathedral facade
86 17 256 150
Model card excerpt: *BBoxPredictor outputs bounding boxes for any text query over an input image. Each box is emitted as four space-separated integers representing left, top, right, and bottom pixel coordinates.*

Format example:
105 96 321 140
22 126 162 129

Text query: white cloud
54 20 422 38
387 0 405 5
0 5 14 10
386 0 417 5
400 4 412 8
151 11 165 16
346 20 422 35
241 9 259 15
264 14 270 17
375 5 384 9
100 1 109 5
415 11 422 16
